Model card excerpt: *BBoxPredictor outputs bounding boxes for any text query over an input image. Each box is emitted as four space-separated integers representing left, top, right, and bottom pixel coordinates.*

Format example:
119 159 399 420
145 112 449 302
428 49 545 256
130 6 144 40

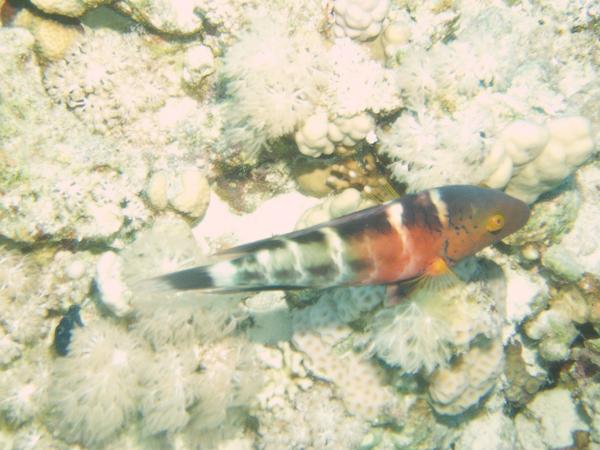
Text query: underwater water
0 0 599 449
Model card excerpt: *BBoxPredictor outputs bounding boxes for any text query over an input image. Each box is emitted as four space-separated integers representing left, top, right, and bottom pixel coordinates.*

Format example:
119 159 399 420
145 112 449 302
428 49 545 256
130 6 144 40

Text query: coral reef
57 216 261 447
369 260 503 375
296 188 374 228
333 0 390 42
0 356 49 426
28 0 249 35
13 8 81 61
219 12 400 164
503 117 595 203
140 337 258 436
503 341 545 408
557 162 600 277
220 15 330 160
455 409 517 450
0 28 153 243
48 320 146 447
145 167 211 219
524 287 589 362
255 383 369 449
293 151 398 201
378 3 597 195
428 337 504 416
292 290 394 420
181 44 215 89
43 28 181 137
503 183 580 248
515 387 589 449
1 0 599 448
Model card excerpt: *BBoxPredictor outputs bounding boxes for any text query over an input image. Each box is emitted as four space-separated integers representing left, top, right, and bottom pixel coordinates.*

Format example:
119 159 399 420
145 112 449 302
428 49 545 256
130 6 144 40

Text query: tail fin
138 266 215 292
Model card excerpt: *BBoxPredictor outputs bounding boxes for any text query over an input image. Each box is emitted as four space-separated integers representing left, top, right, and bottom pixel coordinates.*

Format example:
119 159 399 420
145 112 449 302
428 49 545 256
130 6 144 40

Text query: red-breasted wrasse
147 185 530 293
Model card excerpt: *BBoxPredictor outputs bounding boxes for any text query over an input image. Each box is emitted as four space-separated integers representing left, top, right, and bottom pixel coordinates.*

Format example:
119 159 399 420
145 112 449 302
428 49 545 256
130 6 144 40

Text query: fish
146 185 530 293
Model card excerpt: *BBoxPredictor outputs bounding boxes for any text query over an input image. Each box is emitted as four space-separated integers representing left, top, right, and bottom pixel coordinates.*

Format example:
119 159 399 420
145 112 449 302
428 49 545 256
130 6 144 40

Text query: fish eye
486 213 505 232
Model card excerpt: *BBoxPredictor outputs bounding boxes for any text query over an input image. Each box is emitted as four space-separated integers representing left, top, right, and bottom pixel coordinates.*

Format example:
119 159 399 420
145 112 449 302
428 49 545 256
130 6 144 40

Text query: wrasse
148 185 529 293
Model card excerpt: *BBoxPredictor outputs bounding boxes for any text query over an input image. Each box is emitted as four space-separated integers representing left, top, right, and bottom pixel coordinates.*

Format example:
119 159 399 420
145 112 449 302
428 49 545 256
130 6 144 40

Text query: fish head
438 185 530 263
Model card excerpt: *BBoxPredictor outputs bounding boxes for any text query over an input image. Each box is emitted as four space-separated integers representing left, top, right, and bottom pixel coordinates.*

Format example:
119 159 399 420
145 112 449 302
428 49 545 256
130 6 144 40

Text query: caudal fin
138 266 216 292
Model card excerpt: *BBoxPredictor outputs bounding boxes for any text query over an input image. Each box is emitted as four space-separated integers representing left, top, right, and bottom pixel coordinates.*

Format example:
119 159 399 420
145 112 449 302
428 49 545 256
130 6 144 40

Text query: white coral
296 188 374 228
333 0 390 42
379 110 494 191
145 167 211 218
327 38 401 116
119 217 243 348
428 338 504 415
255 384 368 449
221 17 329 155
140 345 203 435
95 251 133 318
291 291 394 420
380 3 597 193
188 338 261 431
48 321 147 447
221 16 402 161
0 359 49 426
504 116 595 203
369 296 454 374
43 29 178 136
132 292 240 350
294 111 335 157
369 269 500 374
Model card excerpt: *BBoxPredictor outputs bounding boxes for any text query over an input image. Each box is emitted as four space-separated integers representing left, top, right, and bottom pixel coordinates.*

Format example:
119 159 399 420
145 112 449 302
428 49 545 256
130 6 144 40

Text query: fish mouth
503 197 531 236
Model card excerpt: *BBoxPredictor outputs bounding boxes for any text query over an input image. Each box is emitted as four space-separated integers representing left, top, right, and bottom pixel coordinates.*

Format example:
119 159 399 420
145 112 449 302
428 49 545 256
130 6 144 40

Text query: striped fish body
153 185 530 292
